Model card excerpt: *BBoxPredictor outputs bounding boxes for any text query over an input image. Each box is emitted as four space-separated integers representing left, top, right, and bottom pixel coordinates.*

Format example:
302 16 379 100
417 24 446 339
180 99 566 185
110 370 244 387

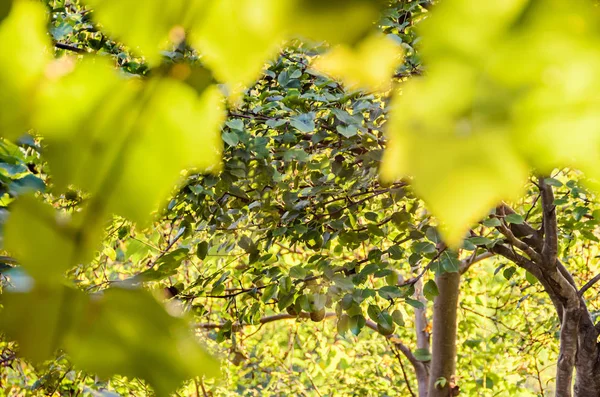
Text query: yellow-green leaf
382 77 528 248
66 288 219 397
193 0 287 98
0 0 51 139
287 0 385 44
0 285 88 363
34 59 225 225
312 33 402 92
4 195 94 283
82 0 205 64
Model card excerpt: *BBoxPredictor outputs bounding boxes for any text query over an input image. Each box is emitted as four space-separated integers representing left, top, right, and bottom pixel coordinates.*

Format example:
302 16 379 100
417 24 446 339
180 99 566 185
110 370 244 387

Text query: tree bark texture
428 270 460 397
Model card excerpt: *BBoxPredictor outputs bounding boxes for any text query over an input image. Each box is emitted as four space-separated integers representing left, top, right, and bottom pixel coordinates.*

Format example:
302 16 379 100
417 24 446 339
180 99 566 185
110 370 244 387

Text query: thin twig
54 42 86 53
388 340 416 397
578 272 600 297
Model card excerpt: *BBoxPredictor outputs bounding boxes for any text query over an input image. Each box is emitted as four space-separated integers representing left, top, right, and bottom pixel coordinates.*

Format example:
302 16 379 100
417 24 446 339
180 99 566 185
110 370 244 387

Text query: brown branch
579 273 600 297
498 203 543 251
387 340 417 397
459 251 494 274
54 42 87 53
195 312 337 330
197 311 422 377
364 319 421 369
398 247 447 288
539 177 558 266
495 207 542 263
489 244 564 320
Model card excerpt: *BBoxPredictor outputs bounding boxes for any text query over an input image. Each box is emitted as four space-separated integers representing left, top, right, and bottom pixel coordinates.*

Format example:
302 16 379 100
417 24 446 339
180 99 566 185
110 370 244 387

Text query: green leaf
332 273 355 290
376 312 395 333
544 177 563 187
423 280 439 301
135 248 189 282
467 236 492 246
505 213 524 224
287 0 386 44
289 265 308 279
435 377 447 389
261 284 278 303
414 348 432 362
391 310 405 326
0 0 11 23
336 124 358 138
10 174 45 194
222 131 239 147
381 84 528 249
482 218 501 227
313 33 402 92
441 255 460 273
290 113 316 133
348 314 366 336
503 266 516 280
378 286 402 300
367 304 381 322
337 314 350 335
526 271 538 285
196 241 209 260
405 298 426 309
387 245 403 260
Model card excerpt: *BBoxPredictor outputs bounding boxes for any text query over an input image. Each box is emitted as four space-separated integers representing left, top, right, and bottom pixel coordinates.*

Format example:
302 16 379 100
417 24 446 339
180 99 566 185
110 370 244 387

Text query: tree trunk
428 270 460 397
413 272 431 397
573 310 600 397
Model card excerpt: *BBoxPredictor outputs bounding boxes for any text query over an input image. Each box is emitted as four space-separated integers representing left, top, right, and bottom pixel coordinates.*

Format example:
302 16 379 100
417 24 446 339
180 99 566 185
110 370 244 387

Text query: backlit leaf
0 1 51 139
313 33 402 92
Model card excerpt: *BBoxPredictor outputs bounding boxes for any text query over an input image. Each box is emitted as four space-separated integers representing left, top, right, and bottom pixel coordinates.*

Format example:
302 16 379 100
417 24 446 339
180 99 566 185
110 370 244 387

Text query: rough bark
493 196 600 397
428 270 460 397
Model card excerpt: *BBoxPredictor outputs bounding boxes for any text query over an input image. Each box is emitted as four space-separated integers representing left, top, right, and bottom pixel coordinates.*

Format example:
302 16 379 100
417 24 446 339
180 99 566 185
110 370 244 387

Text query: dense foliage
2 1 600 396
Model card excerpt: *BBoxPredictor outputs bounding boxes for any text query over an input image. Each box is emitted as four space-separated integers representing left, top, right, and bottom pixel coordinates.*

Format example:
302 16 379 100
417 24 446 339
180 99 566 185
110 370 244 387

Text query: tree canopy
2 1 600 396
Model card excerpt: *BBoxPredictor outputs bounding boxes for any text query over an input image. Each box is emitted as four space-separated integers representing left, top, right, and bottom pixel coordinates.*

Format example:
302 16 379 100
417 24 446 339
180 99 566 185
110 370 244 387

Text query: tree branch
364 319 421 369
499 203 543 251
496 206 542 263
578 273 600 297
459 251 494 274
196 312 423 376
54 42 87 53
489 244 564 320
195 312 337 330
539 177 558 266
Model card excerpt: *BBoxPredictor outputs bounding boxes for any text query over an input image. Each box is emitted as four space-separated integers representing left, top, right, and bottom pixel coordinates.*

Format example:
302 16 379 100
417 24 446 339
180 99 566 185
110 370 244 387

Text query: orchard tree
1 1 600 397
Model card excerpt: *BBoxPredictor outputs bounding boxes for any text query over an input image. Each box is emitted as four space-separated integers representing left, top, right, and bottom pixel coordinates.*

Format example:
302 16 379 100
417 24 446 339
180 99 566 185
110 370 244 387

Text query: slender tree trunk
413 272 431 397
428 270 460 397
